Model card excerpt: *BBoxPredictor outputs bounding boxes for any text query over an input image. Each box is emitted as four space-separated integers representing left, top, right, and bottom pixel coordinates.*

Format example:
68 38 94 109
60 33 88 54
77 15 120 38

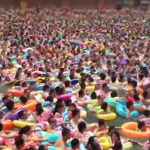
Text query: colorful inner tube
96 112 117 120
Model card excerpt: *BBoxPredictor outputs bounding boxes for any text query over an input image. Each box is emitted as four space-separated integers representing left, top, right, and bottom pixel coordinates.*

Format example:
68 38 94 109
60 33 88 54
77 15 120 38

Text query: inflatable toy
58 93 72 101
134 103 147 112
2 121 13 131
97 137 110 149
80 107 87 118
123 142 133 150
23 101 38 111
120 122 150 138
86 86 95 92
13 120 35 128
7 89 24 96
8 108 26 121
104 98 119 107
96 112 116 120
0 137 4 145
71 79 79 86
116 104 139 118
34 84 45 91
25 79 36 83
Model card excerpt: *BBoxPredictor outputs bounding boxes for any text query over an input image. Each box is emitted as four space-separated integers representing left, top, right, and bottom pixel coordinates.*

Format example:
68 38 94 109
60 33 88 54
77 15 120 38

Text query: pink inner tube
56 118 63 124
58 93 72 101
144 119 150 125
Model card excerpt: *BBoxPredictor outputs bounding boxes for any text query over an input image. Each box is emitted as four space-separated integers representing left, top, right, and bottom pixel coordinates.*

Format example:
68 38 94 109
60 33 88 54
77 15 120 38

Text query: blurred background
0 0 144 9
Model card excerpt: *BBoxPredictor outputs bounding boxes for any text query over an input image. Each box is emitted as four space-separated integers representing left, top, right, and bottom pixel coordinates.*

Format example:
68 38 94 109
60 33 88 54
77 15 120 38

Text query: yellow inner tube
97 137 110 150
96 112 116 120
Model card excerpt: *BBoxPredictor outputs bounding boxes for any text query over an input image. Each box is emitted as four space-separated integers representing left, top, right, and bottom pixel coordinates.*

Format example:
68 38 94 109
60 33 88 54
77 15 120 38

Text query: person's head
49 89 57 98
68 103 77 111
101 102 109 112
143 90 149 99
27 146 37 150
138 73 144 80
15 137 25 150
90 92 97 99
24 89 30 98
18 110 28 120
102 84 109 92
119 74 124 82
80 82 86 90
0 123 3 132
78 121 87 133
111 76 116 83
111 90 118 98
100 73 106 80
64 99 72 107
87 136 101 150
43 85 50 92
38 145 47 150
72 109 80 119
19 96 28 104
143 109 150 117
111 130 121 142
35 103 44 116
48 117 57 128
138 121 147 131
87 77 94 83
19 125 31 136
65 80 71 87
6 100 14 111
108 126 116 135
98 119 106 130
126 101 134 110
78 90 85 98
133 92 140 102
45 96 53 103
53 102 64 114
71 138 80 150
62 127 70 141
22 82 28 88
131 80 137 88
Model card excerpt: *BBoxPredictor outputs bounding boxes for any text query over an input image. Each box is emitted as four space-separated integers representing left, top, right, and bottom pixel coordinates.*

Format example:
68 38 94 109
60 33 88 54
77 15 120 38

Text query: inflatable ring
13 120 35 128
134 103 147 112
97 137 110 150
7 89 24 96
23 101 38 111
120 122 150 138
86 103 101 112
14 100 37 109
96 112 116 120
116 104 139 118
25 79 36 83
123 142 133 150
86 86 95 92
58 93 72 101
80 107 87 118
71 79 79 86
104 98 119 107
34 84 45 91
2 121 13 131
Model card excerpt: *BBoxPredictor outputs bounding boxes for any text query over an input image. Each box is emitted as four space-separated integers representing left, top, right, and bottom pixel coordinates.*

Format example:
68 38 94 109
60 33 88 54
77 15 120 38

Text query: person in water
71 138 80 150
97 102 111 114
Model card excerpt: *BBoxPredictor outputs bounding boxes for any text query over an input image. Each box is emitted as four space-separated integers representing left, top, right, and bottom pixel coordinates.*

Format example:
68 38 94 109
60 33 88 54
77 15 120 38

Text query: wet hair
98 119 105 127
78 90 85 97
28 146 36 150
80 82 86 90
15 137 24 148
131 80 137 88
19 126 31 136
143 109 150 117
2 95 9 102
139 74 144 80
71 138 80 149
20 96 28 104
38 145 45 150
43 85 49 91
65 80 71 87
88 77 94 83
87 136 101 150
108 126 116 134
72 109 80 118
133 93 140 102
45 96 53 103
126 101 133 109
90 92 97 99
49 89 56 95
100 73 106 80
53 103 64 114
111 76 116 83
119 74 124 82
137 121 145 129
78 121 86 133
101 102 108 111
14 81 21 86
22 82 27 87
143 90 149 99
62 126 70 137
127 78 132 84
69 103 77 109
0 123 3 131
102 84 107 90
48 117 56 124
35 103 44 116
111 90 117 98
6 100 14 111
64 99 72 107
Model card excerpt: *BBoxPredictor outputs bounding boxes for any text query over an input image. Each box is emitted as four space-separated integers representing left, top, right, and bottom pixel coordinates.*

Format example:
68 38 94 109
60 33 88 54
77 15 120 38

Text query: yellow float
96 112 116 121
13 120 35 128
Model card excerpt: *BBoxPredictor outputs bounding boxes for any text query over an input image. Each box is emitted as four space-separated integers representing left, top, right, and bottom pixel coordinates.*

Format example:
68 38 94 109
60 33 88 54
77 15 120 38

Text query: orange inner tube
2 121 13 131
120 122 150 138
7 89 24 96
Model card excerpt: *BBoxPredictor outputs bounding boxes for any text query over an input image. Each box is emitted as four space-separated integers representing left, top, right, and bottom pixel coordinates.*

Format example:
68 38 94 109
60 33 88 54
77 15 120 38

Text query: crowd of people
0 6 150 150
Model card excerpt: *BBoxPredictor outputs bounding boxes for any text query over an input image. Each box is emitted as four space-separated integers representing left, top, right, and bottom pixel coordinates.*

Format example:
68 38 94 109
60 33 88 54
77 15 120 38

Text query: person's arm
89 103 97 111
54 138 66 150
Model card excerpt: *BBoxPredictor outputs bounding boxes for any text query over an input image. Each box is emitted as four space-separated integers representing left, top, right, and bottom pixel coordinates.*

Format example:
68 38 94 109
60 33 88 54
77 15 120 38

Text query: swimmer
97 102 111 114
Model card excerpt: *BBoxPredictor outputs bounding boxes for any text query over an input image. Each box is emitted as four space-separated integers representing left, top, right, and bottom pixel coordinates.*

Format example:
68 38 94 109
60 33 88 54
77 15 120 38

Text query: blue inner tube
104 98 119 107
116 104 139 118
